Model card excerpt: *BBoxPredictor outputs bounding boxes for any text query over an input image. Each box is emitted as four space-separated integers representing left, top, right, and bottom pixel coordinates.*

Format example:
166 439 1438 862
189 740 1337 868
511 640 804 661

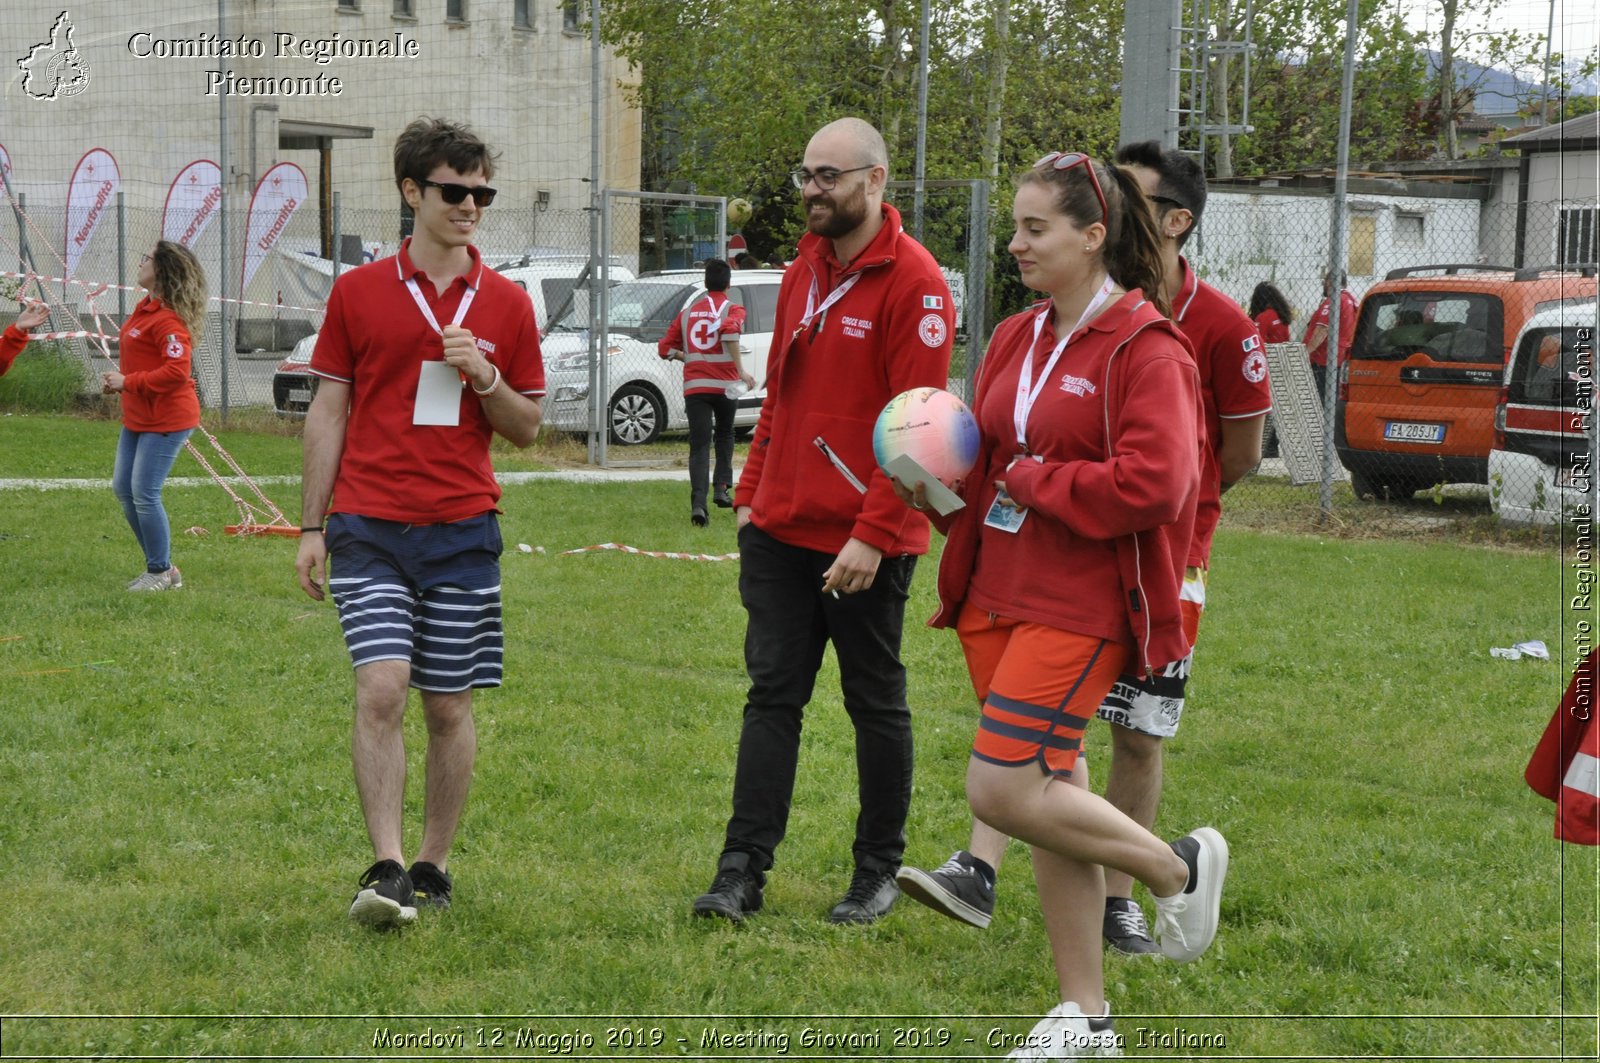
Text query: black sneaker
896 851 996 928
691 506 709 527
1103 896 1159 955
692 853 764 923
349 859 417 928
713 486 734 508
408 861 453 910
828 866 899 925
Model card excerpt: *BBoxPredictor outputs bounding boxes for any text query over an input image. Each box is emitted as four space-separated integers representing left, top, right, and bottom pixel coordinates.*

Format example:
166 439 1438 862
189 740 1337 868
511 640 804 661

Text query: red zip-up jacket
929 294 1203 676
736 203 955 555
117 296 201 433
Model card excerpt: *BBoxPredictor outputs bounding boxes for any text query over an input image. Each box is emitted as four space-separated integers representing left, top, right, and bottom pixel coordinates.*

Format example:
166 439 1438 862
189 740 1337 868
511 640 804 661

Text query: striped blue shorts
325 512 505 692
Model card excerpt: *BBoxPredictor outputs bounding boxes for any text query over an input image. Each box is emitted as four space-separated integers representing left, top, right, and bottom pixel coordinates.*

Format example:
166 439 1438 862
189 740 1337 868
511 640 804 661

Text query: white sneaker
1004 1002 1123 1059
1152 826 1229 962
166 565 182 589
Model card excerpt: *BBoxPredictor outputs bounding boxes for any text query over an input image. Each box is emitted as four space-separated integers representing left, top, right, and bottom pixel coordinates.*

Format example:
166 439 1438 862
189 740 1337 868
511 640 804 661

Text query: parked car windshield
548 281 697 341
1352 291 1504 364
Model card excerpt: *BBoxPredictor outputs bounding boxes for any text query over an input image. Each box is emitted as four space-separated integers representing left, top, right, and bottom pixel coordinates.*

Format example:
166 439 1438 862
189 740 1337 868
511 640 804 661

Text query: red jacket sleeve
657 308 684 360
847 269 955 553
0 324 28 377
733 270 806 508
1004 350 1202 539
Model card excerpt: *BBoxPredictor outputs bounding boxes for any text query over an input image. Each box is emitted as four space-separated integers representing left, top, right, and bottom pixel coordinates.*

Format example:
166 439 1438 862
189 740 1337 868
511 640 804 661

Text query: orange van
1336 263 1598 499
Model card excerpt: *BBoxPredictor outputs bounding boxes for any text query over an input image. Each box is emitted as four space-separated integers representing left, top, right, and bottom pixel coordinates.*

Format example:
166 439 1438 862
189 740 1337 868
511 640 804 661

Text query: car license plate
1383 421 1446 444
288 388 313 404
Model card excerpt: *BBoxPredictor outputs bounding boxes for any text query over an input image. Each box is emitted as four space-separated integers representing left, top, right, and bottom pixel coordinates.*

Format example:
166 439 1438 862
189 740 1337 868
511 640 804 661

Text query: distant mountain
1425 49 1599 116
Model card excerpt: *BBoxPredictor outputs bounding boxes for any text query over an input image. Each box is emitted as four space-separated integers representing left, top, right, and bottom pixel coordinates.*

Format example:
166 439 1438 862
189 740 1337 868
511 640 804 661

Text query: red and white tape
560 542 740 562
1 269 326 316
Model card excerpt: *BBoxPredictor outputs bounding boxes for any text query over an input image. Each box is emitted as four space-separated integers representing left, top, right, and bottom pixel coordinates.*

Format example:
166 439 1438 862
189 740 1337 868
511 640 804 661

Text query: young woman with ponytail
892 153 1229 1057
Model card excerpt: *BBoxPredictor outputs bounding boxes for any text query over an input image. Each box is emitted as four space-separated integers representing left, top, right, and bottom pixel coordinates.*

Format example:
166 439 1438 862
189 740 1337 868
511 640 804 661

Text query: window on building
446 0 466 20
1560 207 1597 268
392 0 414 17
1395 212 1425 250
337 0 358 9
513 0 531 28
563 0 583 33
1347 213 1377 277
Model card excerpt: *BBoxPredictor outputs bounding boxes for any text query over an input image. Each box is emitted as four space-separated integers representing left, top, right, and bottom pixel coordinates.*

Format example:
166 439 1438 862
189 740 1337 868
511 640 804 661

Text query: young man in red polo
295 117 545 928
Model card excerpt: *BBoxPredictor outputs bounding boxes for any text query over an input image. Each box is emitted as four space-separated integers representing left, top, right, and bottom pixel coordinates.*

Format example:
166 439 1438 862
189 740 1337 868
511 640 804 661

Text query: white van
493 258 636 333
1488 303 1596 526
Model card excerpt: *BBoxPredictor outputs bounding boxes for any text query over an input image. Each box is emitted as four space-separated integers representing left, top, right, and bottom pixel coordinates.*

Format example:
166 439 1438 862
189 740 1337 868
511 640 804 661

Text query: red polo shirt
1171 259 1272 567
309 239 545 524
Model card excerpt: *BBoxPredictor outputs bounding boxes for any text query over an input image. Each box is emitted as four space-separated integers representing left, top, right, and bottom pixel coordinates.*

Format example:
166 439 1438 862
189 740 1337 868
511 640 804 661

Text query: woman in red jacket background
103 240 207 591
896 152 1229 1054
1248 280 1293 344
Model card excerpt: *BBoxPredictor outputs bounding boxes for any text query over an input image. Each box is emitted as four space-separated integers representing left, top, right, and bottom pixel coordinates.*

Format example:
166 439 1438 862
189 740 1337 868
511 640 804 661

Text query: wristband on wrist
299 526 324 534
472 363 502 397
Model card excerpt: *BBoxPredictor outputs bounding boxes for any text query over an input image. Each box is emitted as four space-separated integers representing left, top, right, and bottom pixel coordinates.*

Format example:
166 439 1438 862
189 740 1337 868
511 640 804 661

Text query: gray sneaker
127 569 177 592
895 851 995 928
1102 897 1160 955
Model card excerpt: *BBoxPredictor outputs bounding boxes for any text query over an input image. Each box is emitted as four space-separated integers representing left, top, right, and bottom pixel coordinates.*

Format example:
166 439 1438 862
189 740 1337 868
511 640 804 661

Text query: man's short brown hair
393 117 497 198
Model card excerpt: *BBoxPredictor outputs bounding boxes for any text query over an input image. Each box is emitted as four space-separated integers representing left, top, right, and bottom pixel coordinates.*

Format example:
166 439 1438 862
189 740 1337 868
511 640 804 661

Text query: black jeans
686 391 736 510
722 522 918 875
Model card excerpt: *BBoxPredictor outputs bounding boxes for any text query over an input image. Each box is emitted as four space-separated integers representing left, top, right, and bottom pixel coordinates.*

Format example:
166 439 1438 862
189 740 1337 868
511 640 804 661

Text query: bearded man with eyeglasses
691 116 956 926
296 116 545 929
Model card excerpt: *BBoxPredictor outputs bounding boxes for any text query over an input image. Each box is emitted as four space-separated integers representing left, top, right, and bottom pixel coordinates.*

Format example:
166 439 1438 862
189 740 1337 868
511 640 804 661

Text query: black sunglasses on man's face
419 179 497 208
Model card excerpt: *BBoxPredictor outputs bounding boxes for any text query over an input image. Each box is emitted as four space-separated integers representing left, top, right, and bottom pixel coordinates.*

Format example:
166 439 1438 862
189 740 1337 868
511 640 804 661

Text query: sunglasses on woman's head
419 179 497 208
1033 151 1107 223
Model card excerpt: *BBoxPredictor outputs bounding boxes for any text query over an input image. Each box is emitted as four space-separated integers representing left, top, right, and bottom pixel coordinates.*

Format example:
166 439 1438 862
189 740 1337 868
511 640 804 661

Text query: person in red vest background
658 258 754 526
1303 270 1357 404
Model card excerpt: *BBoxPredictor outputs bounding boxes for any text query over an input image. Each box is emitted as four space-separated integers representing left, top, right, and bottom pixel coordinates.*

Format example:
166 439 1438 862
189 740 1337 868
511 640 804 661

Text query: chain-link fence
6 167 1596 539
1165 192 1597 537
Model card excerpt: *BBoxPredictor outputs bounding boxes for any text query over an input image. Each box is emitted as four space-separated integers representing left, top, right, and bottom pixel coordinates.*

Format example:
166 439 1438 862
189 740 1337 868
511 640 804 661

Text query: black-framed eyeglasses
789 165 873 191
1033 151 1107 223
419 179 498 208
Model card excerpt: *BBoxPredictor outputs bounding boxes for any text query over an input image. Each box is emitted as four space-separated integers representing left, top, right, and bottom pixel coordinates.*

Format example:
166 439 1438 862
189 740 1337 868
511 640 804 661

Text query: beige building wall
2 1 640 273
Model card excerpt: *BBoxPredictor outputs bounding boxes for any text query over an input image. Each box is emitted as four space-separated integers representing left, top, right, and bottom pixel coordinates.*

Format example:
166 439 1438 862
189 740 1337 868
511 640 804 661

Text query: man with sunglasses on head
897 140 1267 958
691 116 955 926
296 116 545 929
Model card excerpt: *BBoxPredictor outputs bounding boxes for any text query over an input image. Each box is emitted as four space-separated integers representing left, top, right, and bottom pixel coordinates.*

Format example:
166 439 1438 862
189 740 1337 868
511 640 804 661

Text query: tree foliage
596 0 1564 260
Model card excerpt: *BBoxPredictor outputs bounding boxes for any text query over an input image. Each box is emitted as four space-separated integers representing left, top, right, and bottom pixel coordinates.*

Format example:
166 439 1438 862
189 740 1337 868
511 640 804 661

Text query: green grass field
0 413 1594 1059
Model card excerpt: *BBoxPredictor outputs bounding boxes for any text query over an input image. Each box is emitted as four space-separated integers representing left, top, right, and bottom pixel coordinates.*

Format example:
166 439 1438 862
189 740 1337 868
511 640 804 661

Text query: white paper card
883 453 965 516
413 360 463 426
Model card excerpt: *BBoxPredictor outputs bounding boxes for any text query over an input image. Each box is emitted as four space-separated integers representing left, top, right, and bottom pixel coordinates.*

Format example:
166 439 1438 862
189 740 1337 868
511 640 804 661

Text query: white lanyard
800 271 861 331
687 294 731 352
399 256 479 334
1014 276 1114 451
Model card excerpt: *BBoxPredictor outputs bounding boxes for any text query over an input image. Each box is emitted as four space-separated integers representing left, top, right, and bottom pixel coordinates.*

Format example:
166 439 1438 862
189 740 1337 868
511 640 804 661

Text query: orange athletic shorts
956 602 1130 778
